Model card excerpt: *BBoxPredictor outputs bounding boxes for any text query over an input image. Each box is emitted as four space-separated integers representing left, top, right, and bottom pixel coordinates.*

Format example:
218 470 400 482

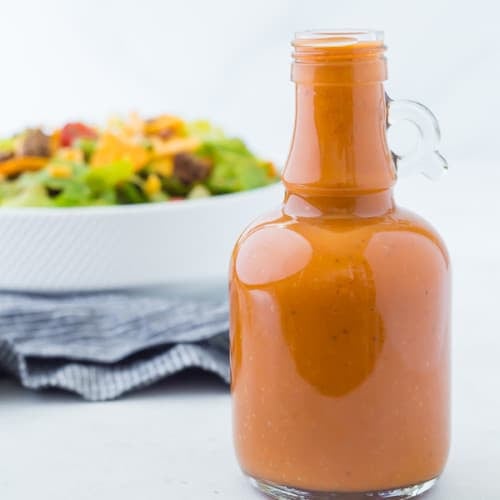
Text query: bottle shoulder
231 204 449 287
392 205 449 261
236 205 447 253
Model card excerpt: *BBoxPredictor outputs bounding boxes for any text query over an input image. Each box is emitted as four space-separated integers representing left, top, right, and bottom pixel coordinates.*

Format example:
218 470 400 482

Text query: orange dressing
230 32 450 494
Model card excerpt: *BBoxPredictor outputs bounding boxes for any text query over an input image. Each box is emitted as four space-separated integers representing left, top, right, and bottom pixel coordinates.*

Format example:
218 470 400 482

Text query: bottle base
249 476 438 499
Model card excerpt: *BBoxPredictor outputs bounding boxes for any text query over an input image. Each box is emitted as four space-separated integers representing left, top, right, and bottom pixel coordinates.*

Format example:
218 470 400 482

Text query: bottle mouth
293 29 384 48
291 29 387 84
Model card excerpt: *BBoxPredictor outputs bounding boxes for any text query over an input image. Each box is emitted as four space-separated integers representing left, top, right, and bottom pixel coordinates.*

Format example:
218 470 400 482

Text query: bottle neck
283 81 395 198
283 189 395 219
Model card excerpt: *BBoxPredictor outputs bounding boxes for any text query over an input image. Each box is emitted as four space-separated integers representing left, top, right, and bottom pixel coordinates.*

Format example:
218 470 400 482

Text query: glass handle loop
387 97 448 180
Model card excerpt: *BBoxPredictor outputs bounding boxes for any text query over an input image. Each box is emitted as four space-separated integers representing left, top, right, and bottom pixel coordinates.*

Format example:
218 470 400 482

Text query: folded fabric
0 292 229 401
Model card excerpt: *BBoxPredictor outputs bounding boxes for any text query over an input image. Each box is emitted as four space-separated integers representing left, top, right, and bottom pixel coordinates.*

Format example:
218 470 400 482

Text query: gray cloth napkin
0 293 230 401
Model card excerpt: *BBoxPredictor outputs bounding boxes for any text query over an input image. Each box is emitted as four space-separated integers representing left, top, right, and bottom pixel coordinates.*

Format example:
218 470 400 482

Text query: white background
1 1 499 499
0 0 498 167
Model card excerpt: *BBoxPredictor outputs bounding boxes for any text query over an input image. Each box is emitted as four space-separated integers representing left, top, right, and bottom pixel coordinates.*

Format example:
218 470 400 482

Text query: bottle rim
293 29 384 47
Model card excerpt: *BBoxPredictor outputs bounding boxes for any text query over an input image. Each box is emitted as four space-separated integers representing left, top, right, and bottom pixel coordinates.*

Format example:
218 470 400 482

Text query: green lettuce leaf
187 184 211 199
1 182 53 207
85 160 134 189
198 138 271 193
186 120 225 142
115 181 148 204
0 137 15 152
74 137 97 161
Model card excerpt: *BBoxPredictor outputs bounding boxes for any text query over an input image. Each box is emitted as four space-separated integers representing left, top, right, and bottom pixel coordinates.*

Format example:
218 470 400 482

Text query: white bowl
0 183 283 293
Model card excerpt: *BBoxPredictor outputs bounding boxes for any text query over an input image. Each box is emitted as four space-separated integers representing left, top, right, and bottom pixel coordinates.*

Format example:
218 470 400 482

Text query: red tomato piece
60 122 97 147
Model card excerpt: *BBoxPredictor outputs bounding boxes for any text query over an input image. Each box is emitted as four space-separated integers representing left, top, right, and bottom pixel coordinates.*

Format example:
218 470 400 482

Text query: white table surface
1 165 499 500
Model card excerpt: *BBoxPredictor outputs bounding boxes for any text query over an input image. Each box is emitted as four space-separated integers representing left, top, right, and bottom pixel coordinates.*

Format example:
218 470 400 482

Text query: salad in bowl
0 113 277 207
0 113 282 292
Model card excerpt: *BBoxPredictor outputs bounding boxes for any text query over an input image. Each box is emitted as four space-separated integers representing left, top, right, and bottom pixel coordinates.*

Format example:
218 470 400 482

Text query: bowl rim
0 182 282 217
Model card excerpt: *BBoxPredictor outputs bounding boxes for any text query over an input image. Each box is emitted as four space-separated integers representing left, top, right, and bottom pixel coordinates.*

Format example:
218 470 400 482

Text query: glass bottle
230 30 450 499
